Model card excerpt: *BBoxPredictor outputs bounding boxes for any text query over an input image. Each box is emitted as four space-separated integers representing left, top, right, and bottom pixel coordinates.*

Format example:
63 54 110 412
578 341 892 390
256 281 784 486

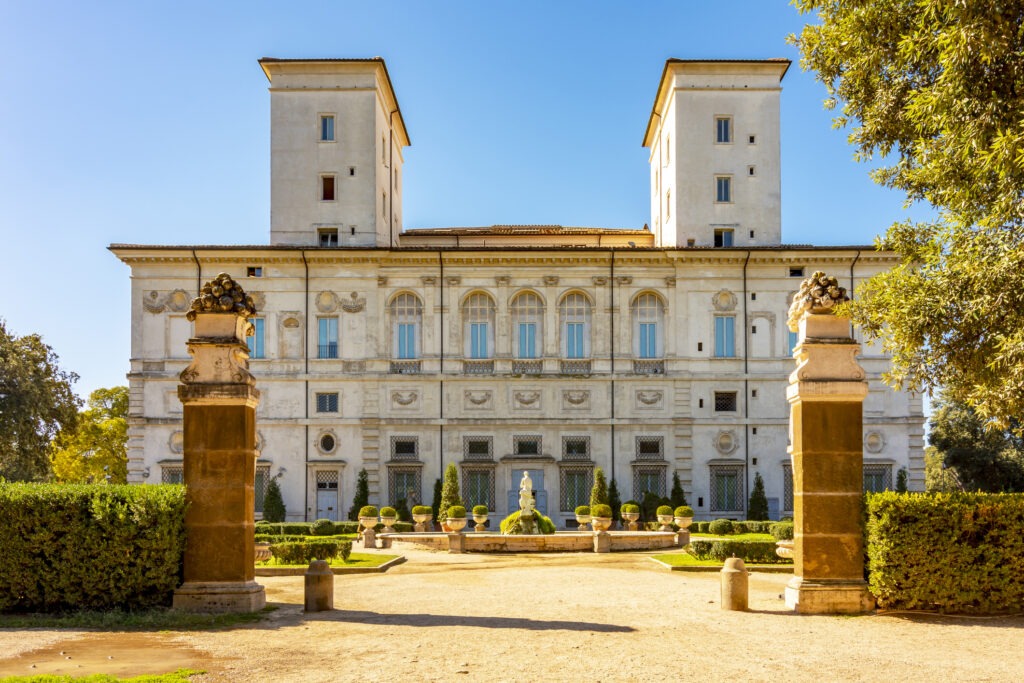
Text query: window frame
714 316 736 358
715 175 733 203
321 174 336 202
559 292 592 360
462 292 495 360
319 114 335 142
511 291 544 359
317 317 339 359
715 116 733 144
247 317 265 359
631 292 664 359
315 392 339 413
390 292 423 360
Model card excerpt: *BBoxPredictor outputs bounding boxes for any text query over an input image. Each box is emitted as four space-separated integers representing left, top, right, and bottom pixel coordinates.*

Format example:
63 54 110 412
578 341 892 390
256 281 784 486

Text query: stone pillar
784 272 874 614
173 273 266 613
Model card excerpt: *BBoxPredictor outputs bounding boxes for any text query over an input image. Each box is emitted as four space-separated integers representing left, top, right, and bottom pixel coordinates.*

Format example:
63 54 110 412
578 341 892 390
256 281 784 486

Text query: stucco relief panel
511 388 543 411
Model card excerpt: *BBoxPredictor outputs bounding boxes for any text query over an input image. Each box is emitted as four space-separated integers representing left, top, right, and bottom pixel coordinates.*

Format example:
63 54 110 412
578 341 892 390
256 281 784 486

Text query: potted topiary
472 504 489 532
673 505 695 529
358 505 379 533
446 505 468 533
621 502 640 531
411 504 433 532
575 504 591 531
379 506 397 533
591 503 613 532
656 504 675 531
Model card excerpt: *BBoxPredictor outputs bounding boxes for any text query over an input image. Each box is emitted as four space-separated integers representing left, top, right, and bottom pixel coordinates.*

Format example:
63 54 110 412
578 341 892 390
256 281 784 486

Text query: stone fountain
516 471 539 535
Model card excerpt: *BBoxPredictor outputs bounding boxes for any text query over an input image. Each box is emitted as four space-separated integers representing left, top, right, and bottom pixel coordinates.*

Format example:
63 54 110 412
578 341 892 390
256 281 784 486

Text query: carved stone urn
446 516 468 533
359 516 378 533
473 512 488 532
575 513 592 531
622 511 640 531
674 516 693 530
657 514 675 532
379 515 397 533
412 512 432 532
591 516 612 532
254 542 271 564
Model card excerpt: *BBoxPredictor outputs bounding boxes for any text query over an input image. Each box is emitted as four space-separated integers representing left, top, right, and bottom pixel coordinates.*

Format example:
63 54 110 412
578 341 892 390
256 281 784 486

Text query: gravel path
2 545 1022 682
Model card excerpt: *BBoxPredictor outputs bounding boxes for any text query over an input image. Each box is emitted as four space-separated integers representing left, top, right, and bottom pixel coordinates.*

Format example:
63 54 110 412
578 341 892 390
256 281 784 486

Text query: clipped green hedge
269 540 352 564
866 492 1024 613
689 540 788 564
769 522 794 541
0 483 187 613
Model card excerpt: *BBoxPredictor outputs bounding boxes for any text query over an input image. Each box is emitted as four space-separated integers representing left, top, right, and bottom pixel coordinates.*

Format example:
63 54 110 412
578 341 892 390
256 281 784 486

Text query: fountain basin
380 531 678 553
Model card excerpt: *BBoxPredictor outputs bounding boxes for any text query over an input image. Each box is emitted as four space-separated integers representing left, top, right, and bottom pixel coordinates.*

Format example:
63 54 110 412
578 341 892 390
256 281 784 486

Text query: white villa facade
112 58 925 525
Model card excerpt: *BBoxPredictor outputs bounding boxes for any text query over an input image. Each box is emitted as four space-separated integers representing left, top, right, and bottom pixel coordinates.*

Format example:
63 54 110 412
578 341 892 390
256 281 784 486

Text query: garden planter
674 516 693 530
254 542 271 563
575 513 592 531
622 511 640 531
775 539 794 559
657 514 674 532
473 513 488 532
380 516 397 533
446 517 468 533
358 516 378 533
412 512 432 532
591 516 612 532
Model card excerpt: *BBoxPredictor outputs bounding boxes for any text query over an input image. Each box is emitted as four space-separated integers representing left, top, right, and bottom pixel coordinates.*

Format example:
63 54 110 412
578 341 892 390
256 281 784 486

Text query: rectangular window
560 468 592 512
714 392 738 412
389 468 421 508
714 316 736 358
392 438 418 461
710 465 743 512
639 322 657 358
320 115 335 142
470 322 489 359
788 329 799 355
714 229 734 247
518 322 537 359
565 322 584 359
716 116 732 143
632 464 667 499
783 463 793 513
463 469 494 509
247 318 265 359
636 436 664 460
246 266 262 277
863 465 893 493
464 438 493 461
562 436 590 461
254 465 270 514
318 229 338 247
317 317 338 359
321 175 336 201
789 267 805 277
397 322 416 359
161 465 183 485
315 392 339 413
715 176 732 202
514 436 541 456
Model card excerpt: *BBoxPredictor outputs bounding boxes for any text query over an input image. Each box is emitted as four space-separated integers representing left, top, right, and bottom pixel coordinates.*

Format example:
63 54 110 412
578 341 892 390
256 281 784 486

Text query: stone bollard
721 557 748 611
304 560 334 612
362 527 376 549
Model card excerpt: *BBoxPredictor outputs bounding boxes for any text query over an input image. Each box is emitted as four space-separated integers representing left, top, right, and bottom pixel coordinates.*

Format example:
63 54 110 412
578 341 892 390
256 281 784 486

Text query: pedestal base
785 577 875 614
593 531 610 553
675 529 690 547
448 532 465 554
173 581 266 613
362 528 376 549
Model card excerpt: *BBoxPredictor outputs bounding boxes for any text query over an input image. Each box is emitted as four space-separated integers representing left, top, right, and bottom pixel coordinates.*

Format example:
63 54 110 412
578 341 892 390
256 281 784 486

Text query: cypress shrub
347 469 369 521
438 463 462 523
590 467 609 510
669 472 688 508
747 473 770 521
0 483 187 613
866 492 1024 612
431 478 443 519
263 478 286 523
607 478 622 522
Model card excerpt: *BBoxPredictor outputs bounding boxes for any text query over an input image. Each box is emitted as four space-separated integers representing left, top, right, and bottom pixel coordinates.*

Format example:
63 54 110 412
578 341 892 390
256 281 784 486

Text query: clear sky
0 0 931 400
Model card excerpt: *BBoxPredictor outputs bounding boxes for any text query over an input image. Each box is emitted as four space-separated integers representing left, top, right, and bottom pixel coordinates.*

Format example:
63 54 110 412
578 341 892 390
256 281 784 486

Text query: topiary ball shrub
499 510 557 534
380 506 397 518
310 518 334 536
592 503 613 518
770 521 794 541
575 505 590 516
621 503 640 514
412 505 432 516
472 505 488 516
656 505 673 516
708 518 734 535
447 505 466 518
675 505 695 518
359 505 379 518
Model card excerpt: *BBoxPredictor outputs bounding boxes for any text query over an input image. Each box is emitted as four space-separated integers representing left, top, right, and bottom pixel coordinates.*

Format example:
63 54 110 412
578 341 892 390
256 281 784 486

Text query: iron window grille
513 435 542 456
161 465 183 485
388 467 421 509
635 436 664 461
783 462 793 513
714 392 738 412
863 464 893 493
461 466 496 510
632 463 667 500
316 393 339 413
559 465 594 512
463 437 493 461
710 464 744 512
562 436 591 461
390 437 419 461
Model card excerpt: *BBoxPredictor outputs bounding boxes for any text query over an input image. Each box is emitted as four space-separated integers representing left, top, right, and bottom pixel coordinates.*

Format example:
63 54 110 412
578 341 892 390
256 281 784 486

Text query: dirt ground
2 545 1023 682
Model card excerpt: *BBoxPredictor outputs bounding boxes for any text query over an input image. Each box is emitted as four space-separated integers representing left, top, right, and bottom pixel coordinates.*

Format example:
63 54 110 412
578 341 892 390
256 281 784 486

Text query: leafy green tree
792 1 1024 428
431 477 442 519
263 477 286 522
607 478 622 523
0 320 81 481
927 396 1024 492
50 386 128 484
347 468 369 521
747 472 769 521
438 463 462 523
669 472 687 508
589 467 609 511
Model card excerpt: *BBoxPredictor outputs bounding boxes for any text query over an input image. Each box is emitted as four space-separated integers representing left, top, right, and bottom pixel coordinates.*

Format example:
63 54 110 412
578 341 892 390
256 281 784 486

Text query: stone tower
260 58 410 248
643 59 789 248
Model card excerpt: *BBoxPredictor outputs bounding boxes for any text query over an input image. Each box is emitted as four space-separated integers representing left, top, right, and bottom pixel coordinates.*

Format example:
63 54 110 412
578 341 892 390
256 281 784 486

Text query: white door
316 486 338 521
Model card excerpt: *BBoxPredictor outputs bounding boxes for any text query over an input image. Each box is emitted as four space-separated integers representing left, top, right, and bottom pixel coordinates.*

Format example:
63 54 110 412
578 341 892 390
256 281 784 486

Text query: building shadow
305 608 635 633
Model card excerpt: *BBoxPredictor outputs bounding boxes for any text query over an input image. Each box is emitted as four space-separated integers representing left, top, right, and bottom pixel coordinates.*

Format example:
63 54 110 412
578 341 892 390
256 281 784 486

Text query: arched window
390 292 422 359
632 293 664 358
559 292 591 359
462 292 495 359
511 291 544 359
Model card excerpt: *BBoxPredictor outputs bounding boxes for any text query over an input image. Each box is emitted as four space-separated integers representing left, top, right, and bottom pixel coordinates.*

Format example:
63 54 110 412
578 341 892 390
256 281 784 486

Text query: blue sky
0 1 930 399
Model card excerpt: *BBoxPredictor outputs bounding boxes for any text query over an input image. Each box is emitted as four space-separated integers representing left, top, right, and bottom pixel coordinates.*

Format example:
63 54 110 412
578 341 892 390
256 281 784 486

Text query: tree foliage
792 1 1024 427
50 386 128 484
927 395 1024 492
589 467 609 511
669 472 687 508
607 478 622 523
347 468 369 521
0 320 81 481
263 477 286 522
747 472 770 521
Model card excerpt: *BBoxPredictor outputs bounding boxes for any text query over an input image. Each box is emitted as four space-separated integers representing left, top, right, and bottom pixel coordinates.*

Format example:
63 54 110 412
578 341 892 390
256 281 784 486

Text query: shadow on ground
306 608 634 632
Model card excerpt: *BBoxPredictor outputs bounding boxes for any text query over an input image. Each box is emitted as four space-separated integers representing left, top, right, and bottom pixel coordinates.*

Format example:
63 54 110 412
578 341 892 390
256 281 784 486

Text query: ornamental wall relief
512 390 542 409
635 389 664 409
712 289 738 312
391 390 419 408
315 291 339 313
864 431 886 454
143 289 192 314
340 292 366 313
463 390 493 410
562 389 591 410
714 429 739 455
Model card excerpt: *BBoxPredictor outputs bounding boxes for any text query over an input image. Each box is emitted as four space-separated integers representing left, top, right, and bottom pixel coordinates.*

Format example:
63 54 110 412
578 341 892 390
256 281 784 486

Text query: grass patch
0 606 275 631
0 670 203 682
652 553 724 567
256 552 397 569
689 532 774 543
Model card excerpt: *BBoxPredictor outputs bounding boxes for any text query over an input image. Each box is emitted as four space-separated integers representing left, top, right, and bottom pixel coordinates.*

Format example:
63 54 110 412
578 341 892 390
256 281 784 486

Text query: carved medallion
712 289 738 312
315 291 339 313
714 430 739 455
168 431 184 454
865 431 885 454
341 292 366 313
166 289 191 312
